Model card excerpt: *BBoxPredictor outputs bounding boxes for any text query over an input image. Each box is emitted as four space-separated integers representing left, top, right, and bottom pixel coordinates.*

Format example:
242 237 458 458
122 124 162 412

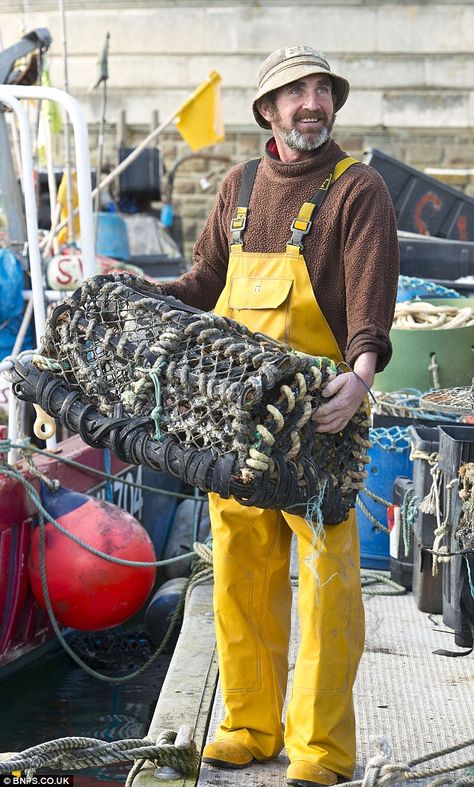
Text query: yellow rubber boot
283 509 365 779
287 760 347 785
208 492 293 760
202 739 255 769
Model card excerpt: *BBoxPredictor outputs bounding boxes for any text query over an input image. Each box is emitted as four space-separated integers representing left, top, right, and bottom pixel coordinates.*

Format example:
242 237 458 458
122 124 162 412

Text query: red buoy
28 484 157 630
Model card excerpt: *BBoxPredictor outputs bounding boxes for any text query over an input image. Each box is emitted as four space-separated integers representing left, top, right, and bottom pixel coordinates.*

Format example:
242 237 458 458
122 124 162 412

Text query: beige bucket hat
252 45 350 130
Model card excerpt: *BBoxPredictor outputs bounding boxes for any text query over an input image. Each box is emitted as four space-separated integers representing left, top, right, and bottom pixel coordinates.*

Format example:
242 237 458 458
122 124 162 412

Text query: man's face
261 74 335 153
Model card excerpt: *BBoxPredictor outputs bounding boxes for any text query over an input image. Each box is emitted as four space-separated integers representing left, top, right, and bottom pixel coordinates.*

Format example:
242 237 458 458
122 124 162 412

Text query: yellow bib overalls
208 157 365 778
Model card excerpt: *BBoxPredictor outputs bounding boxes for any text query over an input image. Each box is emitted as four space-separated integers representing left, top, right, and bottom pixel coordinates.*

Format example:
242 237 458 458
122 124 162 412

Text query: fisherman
161 45 399 787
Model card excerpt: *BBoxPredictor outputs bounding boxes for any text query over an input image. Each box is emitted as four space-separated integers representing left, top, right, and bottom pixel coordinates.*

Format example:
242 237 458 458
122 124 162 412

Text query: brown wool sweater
161 138 400 372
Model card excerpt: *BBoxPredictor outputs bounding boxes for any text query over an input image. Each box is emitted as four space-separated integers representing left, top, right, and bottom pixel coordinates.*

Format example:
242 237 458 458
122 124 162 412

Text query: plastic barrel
375 297 474 392
95 212 130 260
356 427 413 570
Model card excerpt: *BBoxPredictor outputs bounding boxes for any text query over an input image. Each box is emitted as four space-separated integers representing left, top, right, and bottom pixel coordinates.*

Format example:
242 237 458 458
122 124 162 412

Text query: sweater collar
263 137 345 179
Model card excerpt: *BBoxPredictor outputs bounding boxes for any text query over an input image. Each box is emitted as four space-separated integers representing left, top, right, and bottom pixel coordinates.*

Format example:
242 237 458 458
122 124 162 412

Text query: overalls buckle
289 217 312 249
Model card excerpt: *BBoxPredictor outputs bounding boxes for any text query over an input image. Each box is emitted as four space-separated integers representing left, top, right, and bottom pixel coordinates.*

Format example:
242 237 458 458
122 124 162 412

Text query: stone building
1 0 474 258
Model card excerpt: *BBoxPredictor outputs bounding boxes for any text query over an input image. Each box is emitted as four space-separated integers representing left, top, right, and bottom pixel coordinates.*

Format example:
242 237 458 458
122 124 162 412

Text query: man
161 45 399 787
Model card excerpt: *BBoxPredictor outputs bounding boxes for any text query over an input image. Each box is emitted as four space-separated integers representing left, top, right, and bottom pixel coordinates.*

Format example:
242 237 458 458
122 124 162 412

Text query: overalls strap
230 158 261 250
287 156 359 252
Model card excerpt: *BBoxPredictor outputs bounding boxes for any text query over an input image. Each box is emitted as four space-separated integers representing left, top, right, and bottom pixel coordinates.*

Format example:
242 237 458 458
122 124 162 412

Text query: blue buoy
356 427 413 570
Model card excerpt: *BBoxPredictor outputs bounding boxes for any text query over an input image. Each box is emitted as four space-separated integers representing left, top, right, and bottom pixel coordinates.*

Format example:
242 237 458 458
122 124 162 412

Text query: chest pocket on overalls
228 276 293 344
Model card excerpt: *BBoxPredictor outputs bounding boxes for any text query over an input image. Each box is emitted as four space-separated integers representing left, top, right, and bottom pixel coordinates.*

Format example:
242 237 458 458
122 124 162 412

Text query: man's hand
312 372 368 434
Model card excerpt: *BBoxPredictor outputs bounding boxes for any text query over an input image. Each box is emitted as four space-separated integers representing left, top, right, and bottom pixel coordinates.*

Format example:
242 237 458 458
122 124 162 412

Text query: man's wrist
351 370 377 404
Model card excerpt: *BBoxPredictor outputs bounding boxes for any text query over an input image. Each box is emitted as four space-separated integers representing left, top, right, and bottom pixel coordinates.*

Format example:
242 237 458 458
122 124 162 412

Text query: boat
0 30 188 683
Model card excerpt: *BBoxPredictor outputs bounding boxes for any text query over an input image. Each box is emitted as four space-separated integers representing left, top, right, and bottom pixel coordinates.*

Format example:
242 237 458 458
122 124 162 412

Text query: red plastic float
28 484 156 630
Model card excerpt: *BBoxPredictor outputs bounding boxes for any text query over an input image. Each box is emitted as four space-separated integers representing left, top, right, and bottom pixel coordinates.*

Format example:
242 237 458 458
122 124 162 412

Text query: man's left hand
313 372 367 434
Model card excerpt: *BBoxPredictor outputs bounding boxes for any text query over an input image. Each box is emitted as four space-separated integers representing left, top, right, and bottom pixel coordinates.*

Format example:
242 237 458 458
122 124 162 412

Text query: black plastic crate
407 425 439 545
438 425 474 645
439 426 474 527
390 476 414 590
407 425 444 613
118 147 162 200
365 148 474 241
442 545 474 648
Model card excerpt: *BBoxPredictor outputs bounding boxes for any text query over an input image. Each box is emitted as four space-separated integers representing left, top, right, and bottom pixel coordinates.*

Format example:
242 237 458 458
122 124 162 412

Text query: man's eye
318 86 330 94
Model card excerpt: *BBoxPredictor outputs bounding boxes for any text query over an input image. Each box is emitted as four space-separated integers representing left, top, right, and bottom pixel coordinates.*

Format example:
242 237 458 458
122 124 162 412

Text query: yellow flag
175 71 225 151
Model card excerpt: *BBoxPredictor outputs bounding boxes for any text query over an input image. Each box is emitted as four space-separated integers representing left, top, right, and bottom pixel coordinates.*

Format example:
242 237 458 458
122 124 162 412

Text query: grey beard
277 124 331 151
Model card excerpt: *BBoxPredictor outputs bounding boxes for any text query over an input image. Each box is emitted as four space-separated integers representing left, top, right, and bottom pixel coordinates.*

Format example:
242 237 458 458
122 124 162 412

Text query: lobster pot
374 298 474 393
356 427 413 570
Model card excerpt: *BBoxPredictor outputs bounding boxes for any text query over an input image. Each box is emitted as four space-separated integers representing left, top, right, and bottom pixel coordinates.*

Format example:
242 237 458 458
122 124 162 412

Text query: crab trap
12 274 370 523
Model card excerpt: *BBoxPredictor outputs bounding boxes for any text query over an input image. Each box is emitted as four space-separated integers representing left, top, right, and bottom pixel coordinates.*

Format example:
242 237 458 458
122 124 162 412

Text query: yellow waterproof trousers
208 497 364 777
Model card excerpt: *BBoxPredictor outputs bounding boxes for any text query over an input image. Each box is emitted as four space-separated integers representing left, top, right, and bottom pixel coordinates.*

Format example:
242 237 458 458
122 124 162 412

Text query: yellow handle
33 404 57 440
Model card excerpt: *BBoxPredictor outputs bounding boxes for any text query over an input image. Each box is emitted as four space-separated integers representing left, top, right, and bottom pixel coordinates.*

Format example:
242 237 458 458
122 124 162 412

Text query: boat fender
144 577 188 649
28 482 156 630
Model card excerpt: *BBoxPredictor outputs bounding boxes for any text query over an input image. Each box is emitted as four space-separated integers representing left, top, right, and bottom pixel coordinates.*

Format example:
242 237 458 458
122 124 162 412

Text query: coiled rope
393 301 474 330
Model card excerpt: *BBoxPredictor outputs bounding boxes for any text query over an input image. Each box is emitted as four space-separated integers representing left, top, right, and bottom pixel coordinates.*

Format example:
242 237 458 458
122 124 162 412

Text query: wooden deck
132 562 474 787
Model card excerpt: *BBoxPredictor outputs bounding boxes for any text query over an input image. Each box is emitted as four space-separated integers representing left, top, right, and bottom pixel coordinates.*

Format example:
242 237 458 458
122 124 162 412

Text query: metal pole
0 92 46 342
93 31 110 219
1 85 96 278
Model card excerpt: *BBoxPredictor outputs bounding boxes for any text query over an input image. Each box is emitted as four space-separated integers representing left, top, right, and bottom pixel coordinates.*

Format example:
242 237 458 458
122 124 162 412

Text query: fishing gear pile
12 273 370 523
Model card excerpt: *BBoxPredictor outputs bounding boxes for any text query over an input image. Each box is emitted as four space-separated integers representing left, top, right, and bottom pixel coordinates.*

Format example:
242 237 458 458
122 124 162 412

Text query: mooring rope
342 736 474 786
0 729 200 777
360 570 406 596
0 437 201 501
0 460 197 569
356 493 390 534
1 734 472 785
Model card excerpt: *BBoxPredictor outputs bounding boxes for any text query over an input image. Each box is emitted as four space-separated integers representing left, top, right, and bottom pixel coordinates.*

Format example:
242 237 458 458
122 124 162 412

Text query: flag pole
93 31 110 218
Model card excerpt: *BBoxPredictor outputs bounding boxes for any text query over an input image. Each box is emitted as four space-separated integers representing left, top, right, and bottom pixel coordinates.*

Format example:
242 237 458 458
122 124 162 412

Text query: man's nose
302 91 321 110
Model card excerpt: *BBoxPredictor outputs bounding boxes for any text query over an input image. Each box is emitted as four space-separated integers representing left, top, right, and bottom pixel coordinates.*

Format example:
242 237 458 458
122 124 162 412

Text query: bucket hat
252 45 350 129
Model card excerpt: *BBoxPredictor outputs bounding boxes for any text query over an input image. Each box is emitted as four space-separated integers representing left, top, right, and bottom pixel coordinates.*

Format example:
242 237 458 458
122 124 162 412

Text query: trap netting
12 273 370 523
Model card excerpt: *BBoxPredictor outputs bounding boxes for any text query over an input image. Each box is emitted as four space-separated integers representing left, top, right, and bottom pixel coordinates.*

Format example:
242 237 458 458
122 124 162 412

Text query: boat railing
0 85 97 462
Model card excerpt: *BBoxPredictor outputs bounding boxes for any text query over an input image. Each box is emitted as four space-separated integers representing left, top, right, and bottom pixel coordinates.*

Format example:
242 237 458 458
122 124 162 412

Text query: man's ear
257 97 274 124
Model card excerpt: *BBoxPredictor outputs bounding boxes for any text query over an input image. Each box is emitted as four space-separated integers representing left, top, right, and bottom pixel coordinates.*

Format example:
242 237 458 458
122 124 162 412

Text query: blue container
95 212 130 260
356 427 413 570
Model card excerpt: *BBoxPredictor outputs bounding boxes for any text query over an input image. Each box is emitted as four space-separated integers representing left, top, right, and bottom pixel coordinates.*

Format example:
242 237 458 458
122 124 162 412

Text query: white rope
393 302 474 330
